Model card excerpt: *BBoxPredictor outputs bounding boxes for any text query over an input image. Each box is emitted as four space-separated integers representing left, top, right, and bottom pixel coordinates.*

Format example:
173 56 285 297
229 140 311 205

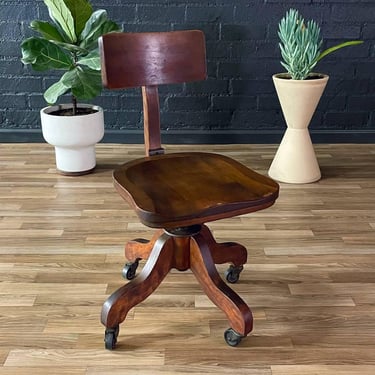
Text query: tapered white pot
268 73 329 184
41 104 104 175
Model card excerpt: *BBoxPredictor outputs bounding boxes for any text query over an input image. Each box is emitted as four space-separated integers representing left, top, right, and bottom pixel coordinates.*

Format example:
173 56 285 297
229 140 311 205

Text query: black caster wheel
122 258 140 280
104 325 119 350
225 265 244 284
224 328 243 347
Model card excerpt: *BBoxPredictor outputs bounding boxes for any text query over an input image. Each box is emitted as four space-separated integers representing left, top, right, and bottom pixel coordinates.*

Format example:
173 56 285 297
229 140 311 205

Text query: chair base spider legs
102 224 253 349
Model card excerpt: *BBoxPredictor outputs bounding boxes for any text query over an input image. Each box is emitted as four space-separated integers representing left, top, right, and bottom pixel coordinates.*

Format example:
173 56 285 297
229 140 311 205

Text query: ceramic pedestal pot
269 73 329 184
41 103 104 175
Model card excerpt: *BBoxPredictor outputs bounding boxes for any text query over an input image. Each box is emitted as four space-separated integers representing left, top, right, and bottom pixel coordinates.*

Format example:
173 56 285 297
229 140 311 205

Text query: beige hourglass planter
268 73 329 184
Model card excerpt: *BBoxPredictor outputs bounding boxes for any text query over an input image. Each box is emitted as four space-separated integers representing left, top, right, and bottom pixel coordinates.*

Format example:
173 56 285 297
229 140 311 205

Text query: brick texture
0 0 374 142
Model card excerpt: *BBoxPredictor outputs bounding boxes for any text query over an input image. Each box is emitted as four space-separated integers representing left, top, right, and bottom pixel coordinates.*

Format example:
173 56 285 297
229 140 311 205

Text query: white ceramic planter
268 73 329 184
41 104 104 175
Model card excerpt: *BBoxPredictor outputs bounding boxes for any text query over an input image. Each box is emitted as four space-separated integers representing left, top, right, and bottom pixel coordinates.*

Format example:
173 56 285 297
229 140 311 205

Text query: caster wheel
225 265 244 284
122 258 140 280
224 328 243 347
104 325 119 350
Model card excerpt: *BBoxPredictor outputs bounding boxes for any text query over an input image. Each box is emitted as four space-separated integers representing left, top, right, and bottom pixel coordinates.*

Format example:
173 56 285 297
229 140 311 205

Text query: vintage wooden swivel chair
99 30 279 349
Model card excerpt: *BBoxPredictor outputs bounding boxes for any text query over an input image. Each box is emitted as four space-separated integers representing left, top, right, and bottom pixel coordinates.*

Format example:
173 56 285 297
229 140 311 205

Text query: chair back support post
142 86 164 156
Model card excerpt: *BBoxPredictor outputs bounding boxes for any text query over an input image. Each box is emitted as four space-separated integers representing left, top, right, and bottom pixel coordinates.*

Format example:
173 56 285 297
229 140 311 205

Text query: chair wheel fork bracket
224 328 244 347
225 264 244 284
122 258 141 280
104 325 119 350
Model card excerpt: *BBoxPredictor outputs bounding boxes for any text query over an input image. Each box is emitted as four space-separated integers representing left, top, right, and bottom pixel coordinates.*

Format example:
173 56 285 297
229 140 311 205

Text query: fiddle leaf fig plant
21 0 120 114
278 9 363 80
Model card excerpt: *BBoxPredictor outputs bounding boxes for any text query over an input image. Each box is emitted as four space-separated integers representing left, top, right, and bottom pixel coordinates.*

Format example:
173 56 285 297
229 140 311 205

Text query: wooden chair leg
101 232 174 349
200 225 247 284
121 229 164 280
125 229 164 261
190 230 253 343
201 225 248 266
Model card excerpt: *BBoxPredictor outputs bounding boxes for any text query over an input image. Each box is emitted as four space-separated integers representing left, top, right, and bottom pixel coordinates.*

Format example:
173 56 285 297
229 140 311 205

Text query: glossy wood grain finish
141 86 164 156
99 30 206 89
99 30 206 157
113 152 279 228
0 143 375 374
99 30 279 347
190 230 253 336
102 226 253 338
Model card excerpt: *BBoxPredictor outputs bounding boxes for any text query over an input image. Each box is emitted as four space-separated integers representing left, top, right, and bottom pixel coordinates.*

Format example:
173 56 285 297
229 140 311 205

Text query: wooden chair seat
114 152 278 228
99 30 279 349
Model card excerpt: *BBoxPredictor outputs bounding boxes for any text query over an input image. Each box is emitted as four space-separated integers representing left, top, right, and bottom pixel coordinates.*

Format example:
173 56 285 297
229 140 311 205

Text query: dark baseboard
1 129 375 144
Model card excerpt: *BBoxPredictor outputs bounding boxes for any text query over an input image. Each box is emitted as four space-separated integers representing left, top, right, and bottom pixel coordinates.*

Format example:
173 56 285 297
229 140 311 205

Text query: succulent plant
278 8 363 80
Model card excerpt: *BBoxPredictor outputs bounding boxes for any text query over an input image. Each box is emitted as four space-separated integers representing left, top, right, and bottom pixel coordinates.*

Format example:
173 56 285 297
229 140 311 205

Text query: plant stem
72 95 77 116
72 52 78 116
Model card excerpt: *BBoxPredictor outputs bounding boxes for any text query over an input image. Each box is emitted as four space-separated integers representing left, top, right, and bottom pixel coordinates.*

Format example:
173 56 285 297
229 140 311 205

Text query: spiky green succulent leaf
278 8 363 80
278 9 322 80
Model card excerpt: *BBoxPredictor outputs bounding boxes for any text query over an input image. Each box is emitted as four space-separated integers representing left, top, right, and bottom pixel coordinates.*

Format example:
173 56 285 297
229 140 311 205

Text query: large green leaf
61 66 102 100
30 20 65 42
63 0 93 37
79 10 120 50
44 78 70 104
77 49 101 70
21 37 73 71
44 66 102 103
43 0 76 43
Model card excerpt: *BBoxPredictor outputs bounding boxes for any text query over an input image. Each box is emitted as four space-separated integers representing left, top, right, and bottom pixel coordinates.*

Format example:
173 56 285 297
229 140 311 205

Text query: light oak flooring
0 143 375 375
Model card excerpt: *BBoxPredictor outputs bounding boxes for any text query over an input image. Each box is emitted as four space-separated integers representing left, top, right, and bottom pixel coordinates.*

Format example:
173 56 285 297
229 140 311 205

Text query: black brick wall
0 0 374 143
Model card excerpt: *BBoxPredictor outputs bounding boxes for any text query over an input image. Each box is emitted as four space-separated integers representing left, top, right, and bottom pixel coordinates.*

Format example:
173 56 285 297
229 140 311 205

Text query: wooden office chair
99 30 279 349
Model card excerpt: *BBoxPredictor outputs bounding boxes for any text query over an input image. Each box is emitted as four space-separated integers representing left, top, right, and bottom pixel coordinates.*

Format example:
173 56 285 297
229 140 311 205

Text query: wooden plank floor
0 143 375 375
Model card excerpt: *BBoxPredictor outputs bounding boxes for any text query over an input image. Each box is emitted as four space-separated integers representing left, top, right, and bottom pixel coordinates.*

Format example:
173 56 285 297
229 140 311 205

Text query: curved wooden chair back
99 30 206 156
100 30 206 89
